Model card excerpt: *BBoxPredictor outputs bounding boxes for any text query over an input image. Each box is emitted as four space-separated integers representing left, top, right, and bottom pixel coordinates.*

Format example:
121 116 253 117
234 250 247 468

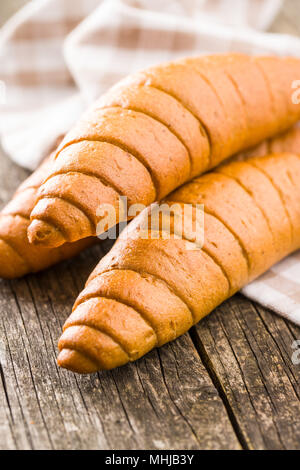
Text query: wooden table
1 0 300 451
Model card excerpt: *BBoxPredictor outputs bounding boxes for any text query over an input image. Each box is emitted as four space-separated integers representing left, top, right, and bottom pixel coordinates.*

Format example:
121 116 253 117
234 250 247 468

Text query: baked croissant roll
57 151 300 373
0 154 94 279
28 53 300 248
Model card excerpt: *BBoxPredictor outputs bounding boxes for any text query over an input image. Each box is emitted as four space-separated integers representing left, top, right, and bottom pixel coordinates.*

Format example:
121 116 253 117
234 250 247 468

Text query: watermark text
96 197 205 250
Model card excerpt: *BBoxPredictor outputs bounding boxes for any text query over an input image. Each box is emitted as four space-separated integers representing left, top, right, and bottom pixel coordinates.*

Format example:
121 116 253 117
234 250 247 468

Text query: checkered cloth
1 0 300 326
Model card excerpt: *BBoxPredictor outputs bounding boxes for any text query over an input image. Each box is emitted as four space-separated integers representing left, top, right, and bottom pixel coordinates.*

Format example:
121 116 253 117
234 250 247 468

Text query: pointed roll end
57 348 99 375
57 324 130 374
27 219 66 247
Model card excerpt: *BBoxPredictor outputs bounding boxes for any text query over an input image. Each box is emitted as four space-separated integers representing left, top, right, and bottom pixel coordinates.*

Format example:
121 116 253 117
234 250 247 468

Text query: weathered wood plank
193 295 300 450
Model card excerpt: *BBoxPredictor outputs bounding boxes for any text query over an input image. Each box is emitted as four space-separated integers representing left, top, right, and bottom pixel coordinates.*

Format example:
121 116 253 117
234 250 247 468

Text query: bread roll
57 152 300 373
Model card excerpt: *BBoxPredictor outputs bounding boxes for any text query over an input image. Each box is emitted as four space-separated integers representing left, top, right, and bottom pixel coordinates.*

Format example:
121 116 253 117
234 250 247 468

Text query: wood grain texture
1 0 300 450
193 296 300 450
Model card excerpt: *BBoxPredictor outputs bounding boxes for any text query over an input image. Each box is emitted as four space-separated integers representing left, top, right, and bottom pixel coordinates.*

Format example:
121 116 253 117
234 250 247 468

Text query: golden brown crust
28 54 300 248
56 107 191 199
0 154 95 279
57 152 300 374
74 269 193 347
170 172 275 281
250 153 300 251
181 55 249 160
96 83 210 178
96 238 230 323
217 161 292 262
